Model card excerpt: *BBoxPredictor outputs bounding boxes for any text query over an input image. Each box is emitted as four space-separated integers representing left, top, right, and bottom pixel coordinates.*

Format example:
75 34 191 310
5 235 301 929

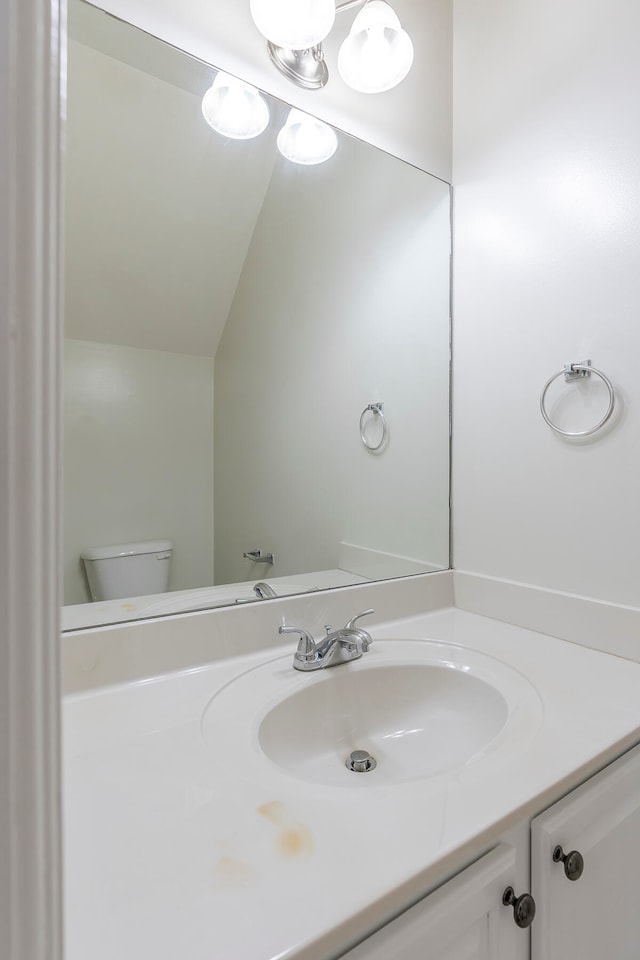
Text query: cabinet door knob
553 844 584 881
502 886 536 928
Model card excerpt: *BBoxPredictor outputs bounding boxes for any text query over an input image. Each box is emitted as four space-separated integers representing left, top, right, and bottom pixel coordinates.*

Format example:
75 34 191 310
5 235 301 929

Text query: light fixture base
267 42 329 89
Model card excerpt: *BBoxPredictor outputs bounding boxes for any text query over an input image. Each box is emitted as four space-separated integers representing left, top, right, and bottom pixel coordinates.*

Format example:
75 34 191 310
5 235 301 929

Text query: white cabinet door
341 843 527 960
532 743 640 960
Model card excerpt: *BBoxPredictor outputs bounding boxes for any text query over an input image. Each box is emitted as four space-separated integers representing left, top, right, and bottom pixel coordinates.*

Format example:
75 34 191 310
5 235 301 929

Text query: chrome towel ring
540 360 615 438
359 402 387 451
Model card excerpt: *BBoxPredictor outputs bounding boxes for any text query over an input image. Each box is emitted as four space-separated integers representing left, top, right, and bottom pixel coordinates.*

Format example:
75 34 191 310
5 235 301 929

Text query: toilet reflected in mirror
81 540 173 602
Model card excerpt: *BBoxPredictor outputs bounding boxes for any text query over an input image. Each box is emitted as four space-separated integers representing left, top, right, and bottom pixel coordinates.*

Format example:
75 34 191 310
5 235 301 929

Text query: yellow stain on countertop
257 801 314 859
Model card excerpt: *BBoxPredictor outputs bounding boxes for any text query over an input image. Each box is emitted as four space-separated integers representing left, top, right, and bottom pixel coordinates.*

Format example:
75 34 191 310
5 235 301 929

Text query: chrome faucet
279 609 374 672
254 581 278 599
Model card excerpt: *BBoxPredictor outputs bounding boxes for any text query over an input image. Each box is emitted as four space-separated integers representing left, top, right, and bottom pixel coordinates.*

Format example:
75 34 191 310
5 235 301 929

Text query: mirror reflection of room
63 0 451 629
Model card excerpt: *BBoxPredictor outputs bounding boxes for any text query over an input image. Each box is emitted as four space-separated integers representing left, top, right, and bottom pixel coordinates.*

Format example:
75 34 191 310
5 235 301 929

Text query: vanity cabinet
340 743 640 960
340 842 528 960
531 743 640 960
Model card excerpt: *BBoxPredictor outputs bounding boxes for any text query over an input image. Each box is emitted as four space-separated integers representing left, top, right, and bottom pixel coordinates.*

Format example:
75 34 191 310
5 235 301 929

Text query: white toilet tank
80 539 173 601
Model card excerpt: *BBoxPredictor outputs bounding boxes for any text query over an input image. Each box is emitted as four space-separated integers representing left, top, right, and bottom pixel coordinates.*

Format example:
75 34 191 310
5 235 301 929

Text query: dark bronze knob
553 844 584 881
502 886 536 928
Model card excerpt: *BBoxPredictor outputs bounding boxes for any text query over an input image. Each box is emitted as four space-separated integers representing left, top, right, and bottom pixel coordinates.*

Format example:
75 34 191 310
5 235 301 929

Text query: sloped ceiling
65 1 278 357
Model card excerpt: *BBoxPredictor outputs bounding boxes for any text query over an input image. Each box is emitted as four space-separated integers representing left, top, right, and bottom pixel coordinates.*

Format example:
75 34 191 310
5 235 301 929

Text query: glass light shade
201 72 269 140
338 0 414 94
250 0 335 50
277 109 337 165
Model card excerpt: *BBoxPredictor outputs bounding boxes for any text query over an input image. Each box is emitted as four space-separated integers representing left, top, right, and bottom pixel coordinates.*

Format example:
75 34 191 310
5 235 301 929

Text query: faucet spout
254 581 278 599
314 627 366 664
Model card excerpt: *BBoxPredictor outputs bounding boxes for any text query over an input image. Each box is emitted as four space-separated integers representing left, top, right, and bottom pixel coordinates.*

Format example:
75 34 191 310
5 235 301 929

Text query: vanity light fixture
276 108 338 164
250 0 336 53
250 0 413 93
201 71 270 139
337 0 413 93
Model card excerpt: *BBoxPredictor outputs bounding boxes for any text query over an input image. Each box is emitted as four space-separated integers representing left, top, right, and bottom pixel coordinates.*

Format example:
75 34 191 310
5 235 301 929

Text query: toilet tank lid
80 539 173 561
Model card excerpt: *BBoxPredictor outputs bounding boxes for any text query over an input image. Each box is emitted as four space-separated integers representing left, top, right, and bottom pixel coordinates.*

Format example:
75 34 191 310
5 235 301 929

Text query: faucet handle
279 624 317 663
344 609 374 630
344 609 374 651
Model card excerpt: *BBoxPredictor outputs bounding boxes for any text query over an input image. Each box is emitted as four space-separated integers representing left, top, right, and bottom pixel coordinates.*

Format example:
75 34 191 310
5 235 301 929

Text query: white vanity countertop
63 607 640 960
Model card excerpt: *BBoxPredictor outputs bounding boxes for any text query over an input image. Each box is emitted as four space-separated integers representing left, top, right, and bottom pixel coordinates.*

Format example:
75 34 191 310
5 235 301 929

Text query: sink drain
346 749 377 773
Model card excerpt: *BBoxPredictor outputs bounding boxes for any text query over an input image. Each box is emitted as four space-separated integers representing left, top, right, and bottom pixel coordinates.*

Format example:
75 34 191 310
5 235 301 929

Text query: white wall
83 0 453 180
452 0 640 607
63 340 214 604
214 135 451 585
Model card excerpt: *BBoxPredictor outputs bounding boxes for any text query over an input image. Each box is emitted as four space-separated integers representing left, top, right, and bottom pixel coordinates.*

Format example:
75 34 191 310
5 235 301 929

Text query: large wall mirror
63 0 452 631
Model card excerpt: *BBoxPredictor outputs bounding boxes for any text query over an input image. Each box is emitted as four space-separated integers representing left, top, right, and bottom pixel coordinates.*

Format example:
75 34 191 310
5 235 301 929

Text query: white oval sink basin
258 662 508 784
201 639 542 788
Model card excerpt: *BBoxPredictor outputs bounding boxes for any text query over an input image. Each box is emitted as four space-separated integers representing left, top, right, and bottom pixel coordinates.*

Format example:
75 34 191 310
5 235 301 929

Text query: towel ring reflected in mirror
540 360 615 438
359 402 387 451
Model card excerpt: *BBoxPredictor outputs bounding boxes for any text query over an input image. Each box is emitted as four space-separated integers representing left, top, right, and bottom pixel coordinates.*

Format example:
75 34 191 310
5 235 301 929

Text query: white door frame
0 0 64 958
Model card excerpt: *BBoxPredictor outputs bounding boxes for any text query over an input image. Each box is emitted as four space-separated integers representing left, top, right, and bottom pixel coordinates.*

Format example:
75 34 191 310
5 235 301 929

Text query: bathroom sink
258 662 509 783
201 639 542 788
